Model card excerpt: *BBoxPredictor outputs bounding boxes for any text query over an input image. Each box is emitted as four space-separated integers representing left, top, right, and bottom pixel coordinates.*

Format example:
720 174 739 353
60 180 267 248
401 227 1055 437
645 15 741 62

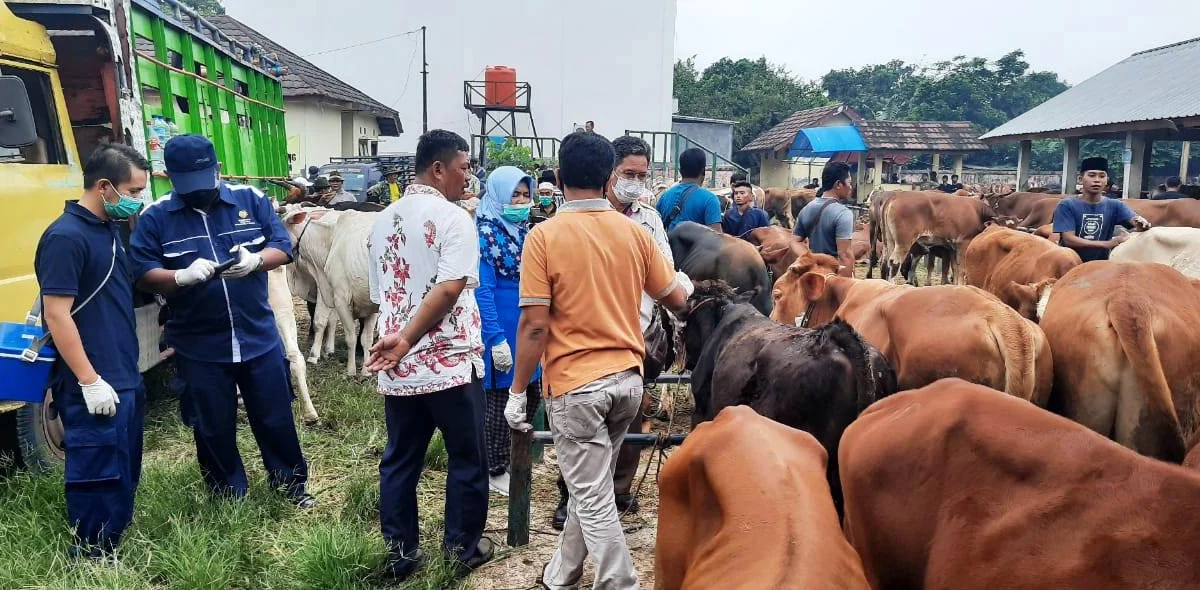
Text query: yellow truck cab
0 0 287 469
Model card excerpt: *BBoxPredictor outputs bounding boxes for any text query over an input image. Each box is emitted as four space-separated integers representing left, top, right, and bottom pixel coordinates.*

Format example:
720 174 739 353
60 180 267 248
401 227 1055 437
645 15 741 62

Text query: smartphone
211 257 238 275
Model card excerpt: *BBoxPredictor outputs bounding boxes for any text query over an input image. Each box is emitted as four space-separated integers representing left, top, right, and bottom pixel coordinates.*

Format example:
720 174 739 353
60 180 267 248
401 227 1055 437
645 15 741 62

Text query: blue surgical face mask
502 203 532 223
102 182 143 219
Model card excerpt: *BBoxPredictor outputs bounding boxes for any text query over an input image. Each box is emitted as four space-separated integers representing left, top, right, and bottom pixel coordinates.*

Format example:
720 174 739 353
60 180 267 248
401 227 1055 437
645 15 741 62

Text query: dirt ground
468 383 693 590
294 298 693 589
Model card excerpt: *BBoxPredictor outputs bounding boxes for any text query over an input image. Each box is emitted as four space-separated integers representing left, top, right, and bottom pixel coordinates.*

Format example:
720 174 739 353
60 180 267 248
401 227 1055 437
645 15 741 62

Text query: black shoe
615 493 638 514
292 493 317 510
552 500 568 531
380 549 425 584
454 537 496 576
69 545 117 567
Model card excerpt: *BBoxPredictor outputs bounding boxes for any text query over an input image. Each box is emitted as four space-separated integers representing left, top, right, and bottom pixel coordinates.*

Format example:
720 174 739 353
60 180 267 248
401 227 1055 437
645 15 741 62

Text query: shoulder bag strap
803 198 837 241
663 185 700 229
22 237 118 362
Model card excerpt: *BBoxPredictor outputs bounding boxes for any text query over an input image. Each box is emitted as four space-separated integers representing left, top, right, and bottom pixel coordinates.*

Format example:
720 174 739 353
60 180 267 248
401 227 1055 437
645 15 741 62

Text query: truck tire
14 391 65 473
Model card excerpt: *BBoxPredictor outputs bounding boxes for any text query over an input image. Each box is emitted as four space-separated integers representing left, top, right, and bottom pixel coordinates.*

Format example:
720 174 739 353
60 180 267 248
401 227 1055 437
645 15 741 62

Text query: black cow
683 280 897 512
669 221 773 315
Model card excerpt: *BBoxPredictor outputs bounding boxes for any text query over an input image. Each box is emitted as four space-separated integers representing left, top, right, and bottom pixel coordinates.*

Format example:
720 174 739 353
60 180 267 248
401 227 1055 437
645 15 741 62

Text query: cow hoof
307 356 319 364
302 415 320 427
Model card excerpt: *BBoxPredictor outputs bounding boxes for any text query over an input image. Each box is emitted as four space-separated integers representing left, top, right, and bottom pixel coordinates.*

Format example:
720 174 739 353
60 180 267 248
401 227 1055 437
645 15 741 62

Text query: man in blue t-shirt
656 147 723 232
1051 157 1151 262
722 181 771 238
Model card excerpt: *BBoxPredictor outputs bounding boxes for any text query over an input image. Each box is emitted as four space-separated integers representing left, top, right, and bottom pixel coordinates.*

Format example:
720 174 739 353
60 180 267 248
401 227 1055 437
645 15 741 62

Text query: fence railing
624 130 748 189
472 134 560 162
506 372 690 547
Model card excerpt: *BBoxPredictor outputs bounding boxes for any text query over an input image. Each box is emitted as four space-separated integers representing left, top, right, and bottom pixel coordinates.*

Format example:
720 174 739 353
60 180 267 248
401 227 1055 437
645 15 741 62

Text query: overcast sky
675 0 1200 84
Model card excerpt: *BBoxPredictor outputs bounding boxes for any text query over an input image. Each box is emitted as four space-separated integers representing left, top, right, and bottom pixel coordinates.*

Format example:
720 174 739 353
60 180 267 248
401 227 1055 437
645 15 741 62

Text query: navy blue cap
164 134 220 194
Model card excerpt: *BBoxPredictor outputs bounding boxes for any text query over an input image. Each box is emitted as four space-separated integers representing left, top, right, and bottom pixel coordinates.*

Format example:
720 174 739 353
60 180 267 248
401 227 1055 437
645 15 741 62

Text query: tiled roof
858 120 988 152
982 36 1200 141
739 104 860 153
207 15 401 136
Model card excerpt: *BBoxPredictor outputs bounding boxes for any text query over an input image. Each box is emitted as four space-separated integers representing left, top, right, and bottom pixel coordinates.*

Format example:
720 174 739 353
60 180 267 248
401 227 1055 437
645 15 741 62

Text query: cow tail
987 313 1036 402
1108 298 1187 461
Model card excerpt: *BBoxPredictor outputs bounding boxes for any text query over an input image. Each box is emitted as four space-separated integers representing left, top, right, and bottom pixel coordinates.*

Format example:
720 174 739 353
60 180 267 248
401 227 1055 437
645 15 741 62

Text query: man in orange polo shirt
506 131 688 589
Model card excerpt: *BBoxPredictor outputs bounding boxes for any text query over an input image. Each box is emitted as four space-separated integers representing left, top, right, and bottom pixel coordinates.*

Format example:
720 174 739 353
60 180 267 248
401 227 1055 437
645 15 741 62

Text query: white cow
266 266 318 423
281 206 380 376
1111 226 1200 278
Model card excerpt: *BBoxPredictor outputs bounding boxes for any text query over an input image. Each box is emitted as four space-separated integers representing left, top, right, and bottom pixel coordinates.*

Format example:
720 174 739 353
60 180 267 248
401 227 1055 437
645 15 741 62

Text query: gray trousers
543 369 643 590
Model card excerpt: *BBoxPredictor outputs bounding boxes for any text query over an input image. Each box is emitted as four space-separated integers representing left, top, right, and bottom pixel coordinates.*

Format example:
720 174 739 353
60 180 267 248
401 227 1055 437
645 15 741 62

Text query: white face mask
613 177 644 204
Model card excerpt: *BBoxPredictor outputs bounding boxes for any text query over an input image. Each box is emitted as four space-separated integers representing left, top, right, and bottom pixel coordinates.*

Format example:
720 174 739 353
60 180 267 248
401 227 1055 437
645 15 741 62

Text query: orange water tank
484 66 518 108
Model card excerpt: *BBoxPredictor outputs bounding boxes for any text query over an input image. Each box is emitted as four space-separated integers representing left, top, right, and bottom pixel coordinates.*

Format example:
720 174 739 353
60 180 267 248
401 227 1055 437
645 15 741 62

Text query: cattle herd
656 188 1200 589
264 190 1200 588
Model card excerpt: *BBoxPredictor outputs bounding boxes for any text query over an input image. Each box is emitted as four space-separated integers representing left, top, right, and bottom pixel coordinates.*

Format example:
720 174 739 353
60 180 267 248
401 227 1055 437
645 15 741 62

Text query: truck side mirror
0 75 37 149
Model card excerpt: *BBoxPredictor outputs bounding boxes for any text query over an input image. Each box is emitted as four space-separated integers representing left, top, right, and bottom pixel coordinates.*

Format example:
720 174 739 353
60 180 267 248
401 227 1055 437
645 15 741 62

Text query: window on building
0 66 67 164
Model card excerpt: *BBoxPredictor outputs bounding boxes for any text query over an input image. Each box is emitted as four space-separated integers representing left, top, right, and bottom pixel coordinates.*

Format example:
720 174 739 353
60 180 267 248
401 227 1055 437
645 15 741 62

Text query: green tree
178 0 225 16
485 140 536 173
675 56 830 165
820 51 1069 168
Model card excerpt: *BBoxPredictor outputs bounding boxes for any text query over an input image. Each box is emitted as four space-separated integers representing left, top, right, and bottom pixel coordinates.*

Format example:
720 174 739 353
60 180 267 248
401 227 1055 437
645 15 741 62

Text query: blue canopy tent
786 125 869 157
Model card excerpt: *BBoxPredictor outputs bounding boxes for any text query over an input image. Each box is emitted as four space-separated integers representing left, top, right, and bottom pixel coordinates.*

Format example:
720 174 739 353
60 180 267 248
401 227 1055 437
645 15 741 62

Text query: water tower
464 66 549 165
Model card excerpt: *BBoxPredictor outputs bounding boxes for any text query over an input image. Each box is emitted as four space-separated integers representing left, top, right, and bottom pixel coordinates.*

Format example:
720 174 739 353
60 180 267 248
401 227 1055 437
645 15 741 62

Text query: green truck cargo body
129 0 288 198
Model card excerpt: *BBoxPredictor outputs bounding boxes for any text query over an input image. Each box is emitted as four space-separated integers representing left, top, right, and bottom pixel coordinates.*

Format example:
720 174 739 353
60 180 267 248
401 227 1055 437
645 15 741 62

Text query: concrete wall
757 152 830 188
222 0 676 154
285 99 383 174
672 119 733 160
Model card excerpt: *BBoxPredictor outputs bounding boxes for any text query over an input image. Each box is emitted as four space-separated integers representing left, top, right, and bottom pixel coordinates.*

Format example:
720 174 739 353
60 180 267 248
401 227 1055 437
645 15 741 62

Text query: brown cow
1038 261 1200 462
1018 196 1200 233
960 225 1081 319
841 378 1200 590
772 254 1052 404
746 226 809 279
984 191 1058 220
656 406 870 590
880 191 996 284
761 187 816 229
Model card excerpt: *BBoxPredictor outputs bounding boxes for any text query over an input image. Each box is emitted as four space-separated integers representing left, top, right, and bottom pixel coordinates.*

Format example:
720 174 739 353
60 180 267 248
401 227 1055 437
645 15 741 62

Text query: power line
388 39 421 107
301 28 421 58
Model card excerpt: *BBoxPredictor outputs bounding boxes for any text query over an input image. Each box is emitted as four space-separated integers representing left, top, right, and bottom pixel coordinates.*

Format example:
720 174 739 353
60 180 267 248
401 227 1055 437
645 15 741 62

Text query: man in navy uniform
35 143 150 561
129 134 313 507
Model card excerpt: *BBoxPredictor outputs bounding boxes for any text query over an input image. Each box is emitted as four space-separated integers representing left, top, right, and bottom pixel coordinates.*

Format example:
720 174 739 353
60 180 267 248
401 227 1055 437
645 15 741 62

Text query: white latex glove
491 341 514 373
505 390 531 432
174 258 217 287
79 375 119 417
223 245 263 278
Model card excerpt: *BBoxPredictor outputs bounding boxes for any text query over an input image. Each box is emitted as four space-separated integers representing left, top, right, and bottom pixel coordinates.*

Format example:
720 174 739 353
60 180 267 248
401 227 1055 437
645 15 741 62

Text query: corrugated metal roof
859 120 988 152
981 36 1200 141
672 114 737 125
207 15 402 136
739 104 860 153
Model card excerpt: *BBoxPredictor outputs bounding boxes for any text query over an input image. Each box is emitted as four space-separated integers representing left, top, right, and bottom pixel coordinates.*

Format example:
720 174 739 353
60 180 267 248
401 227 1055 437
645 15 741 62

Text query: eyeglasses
617 171 649 182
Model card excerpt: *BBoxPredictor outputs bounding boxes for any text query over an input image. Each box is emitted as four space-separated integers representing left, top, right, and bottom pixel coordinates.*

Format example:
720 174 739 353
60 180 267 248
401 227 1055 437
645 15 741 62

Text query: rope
620 378 679 519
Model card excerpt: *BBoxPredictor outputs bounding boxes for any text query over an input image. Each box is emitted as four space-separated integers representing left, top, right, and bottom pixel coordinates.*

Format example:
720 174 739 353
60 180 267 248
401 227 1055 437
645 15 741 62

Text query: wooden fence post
507 426 533 547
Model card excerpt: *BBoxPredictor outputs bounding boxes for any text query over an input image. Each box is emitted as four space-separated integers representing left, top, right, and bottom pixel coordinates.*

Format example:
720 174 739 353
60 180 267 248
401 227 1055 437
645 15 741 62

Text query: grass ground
0 305 688 590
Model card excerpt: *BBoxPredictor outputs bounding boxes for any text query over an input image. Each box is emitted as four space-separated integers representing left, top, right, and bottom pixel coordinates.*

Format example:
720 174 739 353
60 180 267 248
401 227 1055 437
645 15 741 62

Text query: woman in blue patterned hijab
475 165 540 496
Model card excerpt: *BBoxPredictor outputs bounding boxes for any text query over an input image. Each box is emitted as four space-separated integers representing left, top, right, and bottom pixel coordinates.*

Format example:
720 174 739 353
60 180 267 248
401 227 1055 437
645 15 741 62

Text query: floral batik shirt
367 183 484 396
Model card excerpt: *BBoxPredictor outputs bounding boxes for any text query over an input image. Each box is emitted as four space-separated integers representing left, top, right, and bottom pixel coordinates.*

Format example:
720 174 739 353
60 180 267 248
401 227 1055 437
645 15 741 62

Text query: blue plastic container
0 322 56 403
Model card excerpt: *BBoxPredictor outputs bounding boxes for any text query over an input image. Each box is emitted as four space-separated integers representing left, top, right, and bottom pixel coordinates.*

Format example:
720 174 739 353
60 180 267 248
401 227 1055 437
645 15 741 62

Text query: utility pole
420 25 428 134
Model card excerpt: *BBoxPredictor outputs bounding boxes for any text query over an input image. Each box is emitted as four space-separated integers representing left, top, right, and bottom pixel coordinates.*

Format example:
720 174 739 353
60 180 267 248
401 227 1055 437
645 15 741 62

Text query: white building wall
285 99 383 173
352 112 380 155
222 0 677 154
285 99 343 174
